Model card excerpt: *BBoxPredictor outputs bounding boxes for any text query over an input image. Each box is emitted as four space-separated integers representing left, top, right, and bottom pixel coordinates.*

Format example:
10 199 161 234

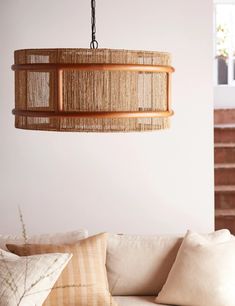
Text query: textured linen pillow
156 229 234 306
107 234 183 295
0 248 71 306
0 229 88 251
7 233 118 306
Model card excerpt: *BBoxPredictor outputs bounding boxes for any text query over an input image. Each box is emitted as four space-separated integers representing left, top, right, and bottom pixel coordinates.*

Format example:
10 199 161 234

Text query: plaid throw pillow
7 233 118 306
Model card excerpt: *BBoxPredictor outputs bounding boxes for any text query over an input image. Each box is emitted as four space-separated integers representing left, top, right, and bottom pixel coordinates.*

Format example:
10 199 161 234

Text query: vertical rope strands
12 48 174 132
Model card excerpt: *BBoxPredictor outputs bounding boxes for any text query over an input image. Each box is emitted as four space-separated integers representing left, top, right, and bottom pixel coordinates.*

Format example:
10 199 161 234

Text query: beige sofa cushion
114 296 164 306
0 229 88 250
107 234 182 295
156 230 234 306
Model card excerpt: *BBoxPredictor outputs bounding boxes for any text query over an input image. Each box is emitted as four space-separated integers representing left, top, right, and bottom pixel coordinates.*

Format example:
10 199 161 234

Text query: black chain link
90 0 98 49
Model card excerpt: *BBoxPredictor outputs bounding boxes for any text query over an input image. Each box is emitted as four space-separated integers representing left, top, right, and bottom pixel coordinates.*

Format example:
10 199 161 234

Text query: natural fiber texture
14 48 172 132
0 249 72 306
7 233 118 306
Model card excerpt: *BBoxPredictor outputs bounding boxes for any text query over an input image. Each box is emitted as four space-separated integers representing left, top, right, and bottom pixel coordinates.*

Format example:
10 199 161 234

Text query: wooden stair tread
214 143 235 148
215 124 235 129
215 185 235 192
215 163 235 169
216 209 235 217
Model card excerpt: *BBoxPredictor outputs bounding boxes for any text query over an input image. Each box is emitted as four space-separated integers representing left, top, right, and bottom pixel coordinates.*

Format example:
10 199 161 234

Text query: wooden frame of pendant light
11 63 175 119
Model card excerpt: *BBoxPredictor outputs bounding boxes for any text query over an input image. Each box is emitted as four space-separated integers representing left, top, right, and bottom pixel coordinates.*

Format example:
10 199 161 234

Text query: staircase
214 109 235 234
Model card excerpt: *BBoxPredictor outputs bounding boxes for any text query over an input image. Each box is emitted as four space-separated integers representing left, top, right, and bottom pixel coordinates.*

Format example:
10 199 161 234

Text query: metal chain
90 0 98 49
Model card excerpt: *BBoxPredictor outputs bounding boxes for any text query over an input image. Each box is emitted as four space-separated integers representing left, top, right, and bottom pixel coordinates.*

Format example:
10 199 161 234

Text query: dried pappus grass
0 209 115 306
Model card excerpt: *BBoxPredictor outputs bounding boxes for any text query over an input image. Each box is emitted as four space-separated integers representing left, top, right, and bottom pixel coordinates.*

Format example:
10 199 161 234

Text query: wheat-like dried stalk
0 208 71 306
0 209 115 305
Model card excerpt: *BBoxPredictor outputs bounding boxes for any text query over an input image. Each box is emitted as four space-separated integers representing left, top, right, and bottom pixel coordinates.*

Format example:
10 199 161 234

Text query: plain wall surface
214 86 235 108
213 0 235 108
0 0 214 235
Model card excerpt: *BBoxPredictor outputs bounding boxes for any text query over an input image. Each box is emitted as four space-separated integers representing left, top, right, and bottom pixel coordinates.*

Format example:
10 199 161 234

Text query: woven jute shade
12 48 174 132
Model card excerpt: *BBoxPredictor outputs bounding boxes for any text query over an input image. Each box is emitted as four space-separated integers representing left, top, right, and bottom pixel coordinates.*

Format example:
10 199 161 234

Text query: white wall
0 0 214 236
213 0 235 108
214 86 235 108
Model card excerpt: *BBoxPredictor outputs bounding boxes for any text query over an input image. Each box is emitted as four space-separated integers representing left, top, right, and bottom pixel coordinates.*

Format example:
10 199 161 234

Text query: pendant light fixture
12 0 175 132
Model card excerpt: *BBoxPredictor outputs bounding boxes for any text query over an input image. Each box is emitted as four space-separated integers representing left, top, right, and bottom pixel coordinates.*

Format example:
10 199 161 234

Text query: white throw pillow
0 229 88 250
107 234 183 295
156 229 234 306
0 249 72 306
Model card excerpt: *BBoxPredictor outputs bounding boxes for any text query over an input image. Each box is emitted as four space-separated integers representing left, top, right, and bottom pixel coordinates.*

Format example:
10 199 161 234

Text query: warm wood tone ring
12 109 174 119
11 63 175 73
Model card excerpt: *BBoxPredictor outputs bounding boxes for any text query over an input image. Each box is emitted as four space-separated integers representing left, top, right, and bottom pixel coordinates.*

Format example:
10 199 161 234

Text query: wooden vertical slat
167 73 172 112
57 69 64 112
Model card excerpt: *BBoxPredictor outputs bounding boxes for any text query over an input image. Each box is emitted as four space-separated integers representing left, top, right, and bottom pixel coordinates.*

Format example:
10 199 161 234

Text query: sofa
1 229 234 306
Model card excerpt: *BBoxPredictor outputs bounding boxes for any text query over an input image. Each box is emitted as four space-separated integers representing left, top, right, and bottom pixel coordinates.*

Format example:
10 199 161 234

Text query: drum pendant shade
12 48 174 132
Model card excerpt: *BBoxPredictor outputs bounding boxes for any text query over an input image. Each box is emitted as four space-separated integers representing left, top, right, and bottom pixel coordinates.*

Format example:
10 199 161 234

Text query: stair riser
215 128 235 143
214 109 235 125
215 168 235 185
215 147 235 164
215 192 235 209
215 216 235 234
